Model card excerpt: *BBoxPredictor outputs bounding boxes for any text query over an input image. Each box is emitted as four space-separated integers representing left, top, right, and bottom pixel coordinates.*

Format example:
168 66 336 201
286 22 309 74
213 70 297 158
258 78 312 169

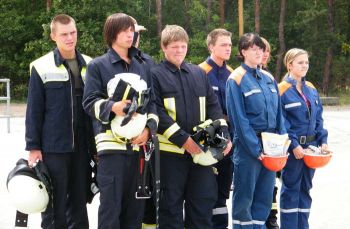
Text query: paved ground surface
1 104 350 228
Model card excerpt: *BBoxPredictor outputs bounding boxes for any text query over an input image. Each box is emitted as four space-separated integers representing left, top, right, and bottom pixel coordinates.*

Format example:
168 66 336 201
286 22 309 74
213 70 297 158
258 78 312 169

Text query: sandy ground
1 104 350 228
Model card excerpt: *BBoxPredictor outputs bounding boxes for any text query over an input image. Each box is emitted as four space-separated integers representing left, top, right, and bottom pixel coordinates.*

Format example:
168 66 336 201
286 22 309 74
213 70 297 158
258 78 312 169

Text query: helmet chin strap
14 211 28 228
7 159 52 228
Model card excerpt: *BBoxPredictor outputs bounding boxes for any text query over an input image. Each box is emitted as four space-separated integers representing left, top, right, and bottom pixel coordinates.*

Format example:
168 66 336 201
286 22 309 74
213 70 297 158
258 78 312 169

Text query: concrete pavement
1 108 349 228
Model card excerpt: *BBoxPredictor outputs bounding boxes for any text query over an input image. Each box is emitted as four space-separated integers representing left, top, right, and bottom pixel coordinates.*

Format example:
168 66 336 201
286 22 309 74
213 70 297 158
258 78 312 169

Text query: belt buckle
300 136 306 144
135 190 151 199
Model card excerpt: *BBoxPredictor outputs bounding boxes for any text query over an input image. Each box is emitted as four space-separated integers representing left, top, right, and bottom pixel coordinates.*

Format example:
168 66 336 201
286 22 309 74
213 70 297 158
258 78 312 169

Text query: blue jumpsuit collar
207 57 227 69
285 75 306 86
241 62 261 79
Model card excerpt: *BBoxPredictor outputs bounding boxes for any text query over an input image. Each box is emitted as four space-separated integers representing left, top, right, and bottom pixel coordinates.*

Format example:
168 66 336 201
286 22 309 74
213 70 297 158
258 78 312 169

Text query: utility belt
256 129 277 138
298 135 316 144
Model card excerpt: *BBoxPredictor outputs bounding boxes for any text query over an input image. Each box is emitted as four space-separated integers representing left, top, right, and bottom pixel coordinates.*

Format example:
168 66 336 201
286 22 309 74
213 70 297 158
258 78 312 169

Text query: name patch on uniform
212 86 219 91
285 102 301 109
270 88 277 93
244 89 261 97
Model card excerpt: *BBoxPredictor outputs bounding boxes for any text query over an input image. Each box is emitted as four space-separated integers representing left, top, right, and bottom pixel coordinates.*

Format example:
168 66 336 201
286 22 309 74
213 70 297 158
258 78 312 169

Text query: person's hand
258 152 266 161
321 143 328 151
183 137 202 154
131 128 150 146
111 100 131 116
223 141 233 156
293 145 304 159
28 150 42 167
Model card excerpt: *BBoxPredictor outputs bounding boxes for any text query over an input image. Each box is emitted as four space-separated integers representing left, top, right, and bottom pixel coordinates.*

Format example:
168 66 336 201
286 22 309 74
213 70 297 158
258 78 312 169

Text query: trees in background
0 0 349 99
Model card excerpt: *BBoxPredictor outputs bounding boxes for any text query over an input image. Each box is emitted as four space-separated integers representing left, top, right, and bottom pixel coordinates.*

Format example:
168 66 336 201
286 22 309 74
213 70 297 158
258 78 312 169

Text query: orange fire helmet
303 152 332 169
261 154 289 172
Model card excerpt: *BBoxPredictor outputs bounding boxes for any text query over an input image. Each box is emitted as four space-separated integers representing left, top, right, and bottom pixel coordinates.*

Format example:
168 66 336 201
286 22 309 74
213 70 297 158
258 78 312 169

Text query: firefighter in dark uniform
82 13 158 229
199 28 234 229
26 14 95 228
151 25 232 229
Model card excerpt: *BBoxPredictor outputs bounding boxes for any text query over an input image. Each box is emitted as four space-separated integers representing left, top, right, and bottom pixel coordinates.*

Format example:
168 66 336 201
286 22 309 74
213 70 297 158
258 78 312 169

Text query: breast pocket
243 87 264 115
44 81 68 109
268 84 278 111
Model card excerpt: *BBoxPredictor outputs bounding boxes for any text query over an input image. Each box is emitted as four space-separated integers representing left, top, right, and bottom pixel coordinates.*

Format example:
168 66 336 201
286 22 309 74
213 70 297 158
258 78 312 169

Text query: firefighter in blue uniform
82 13 158 229
199 28 234 229
26 14 95 228
226 33 286 228
278 48 328 229
151 25 232 229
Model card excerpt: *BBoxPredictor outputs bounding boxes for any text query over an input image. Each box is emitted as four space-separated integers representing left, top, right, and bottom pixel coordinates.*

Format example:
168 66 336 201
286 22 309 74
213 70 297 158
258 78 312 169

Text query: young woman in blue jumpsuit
278 48 328 229
226 33 286 229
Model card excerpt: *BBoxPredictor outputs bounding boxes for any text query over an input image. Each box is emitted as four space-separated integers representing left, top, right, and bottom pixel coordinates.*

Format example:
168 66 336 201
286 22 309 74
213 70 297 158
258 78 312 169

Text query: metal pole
0 78 11 133
6 79 10 133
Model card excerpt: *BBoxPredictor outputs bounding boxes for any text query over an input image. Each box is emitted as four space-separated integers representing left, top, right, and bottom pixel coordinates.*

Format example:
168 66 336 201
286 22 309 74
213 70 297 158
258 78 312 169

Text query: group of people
25 12 328 229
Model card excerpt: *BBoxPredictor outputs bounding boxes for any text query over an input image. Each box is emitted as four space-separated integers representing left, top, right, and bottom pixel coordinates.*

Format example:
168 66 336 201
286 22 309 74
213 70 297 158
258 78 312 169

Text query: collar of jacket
163 60 190 73
241 62 261 79
53 47 87 68
107 46 141 64
206 56 227 70
285 74 306 86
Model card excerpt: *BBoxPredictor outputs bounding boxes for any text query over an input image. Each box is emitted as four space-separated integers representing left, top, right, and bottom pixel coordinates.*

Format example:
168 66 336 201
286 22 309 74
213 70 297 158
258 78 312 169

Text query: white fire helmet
107 73 148 139
192 146 226 166
7 159 52 214
192 119 229 166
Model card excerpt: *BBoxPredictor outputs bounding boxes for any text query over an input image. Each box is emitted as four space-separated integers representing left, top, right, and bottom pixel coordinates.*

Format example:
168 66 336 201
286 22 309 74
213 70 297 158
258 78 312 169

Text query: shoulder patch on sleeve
228 66 246 85
278 81 292 96
226 65 234 73
260 69 275 81
198 62 212 74
305 81 316 89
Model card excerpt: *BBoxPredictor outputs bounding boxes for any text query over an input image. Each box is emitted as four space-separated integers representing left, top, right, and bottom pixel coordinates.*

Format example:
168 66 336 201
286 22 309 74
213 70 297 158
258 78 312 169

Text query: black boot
266 186 279 229
265 209 279 229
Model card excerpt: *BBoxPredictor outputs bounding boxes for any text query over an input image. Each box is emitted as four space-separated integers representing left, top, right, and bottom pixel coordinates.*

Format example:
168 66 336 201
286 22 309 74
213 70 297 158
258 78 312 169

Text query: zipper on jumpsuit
178 69 189 130
66 66 75 151
63 61 75 151
254 73 269 131
298 85 311 140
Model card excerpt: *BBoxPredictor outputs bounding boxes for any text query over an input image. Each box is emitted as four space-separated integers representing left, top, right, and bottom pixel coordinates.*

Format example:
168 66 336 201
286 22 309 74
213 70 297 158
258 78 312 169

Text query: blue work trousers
232 144 275 229
280 153 315 229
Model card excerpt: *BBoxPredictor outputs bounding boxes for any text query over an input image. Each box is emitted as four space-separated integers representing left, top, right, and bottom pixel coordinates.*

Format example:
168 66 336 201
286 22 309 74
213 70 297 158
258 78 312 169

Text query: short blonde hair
206 28 232 48
50 14 75 34
284 48 308 72
161 25 189 48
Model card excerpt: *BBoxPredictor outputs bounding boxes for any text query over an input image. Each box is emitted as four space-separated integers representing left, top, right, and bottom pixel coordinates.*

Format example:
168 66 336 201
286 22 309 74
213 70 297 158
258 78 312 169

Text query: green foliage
0 0 349 99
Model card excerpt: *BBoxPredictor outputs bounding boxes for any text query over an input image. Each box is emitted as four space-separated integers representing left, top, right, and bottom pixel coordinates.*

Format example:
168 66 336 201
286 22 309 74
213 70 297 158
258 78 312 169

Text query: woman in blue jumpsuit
226 33 286 228
278 48 328 229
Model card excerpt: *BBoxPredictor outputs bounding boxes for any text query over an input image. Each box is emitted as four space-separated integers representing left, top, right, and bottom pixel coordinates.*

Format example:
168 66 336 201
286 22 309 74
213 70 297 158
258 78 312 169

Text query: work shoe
265 220 279 229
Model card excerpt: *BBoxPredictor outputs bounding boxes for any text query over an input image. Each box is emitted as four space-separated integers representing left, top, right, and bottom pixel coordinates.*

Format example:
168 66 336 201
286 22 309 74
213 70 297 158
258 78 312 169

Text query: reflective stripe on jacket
83 47 158 155
152 60 229 154
25 48 91 153
278 76 328 150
